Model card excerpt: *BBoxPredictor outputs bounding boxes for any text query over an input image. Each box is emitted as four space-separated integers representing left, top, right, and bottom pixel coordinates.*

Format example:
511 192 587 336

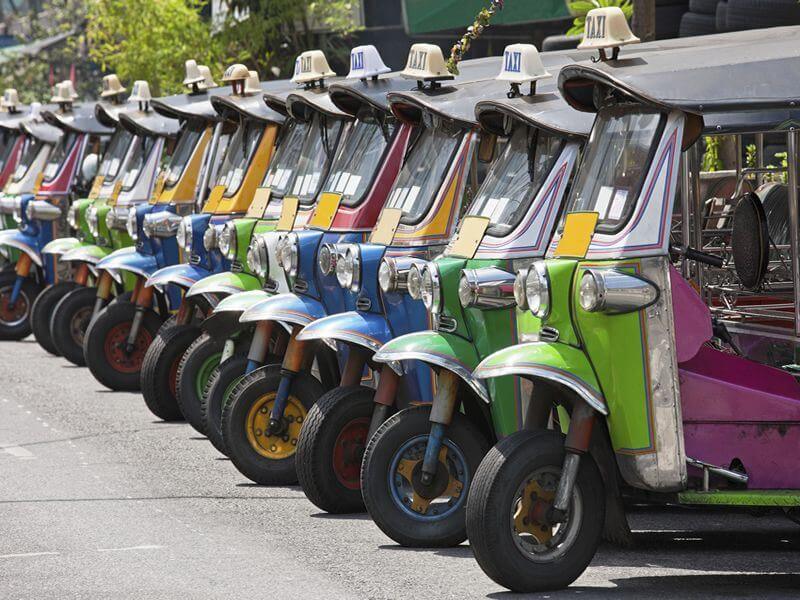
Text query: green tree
566 0 633 36
86 0 221 96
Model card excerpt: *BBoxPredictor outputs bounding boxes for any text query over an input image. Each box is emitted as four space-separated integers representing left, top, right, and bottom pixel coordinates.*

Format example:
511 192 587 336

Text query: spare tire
679 11 718 36
689 0 719 14
726 0 800 29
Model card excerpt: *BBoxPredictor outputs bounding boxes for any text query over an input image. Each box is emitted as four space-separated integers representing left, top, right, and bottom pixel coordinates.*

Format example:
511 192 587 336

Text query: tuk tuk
466 12 800 592
0 90 31 240
354 45 593 546
0 81 110 340
41 79 181 365
138 66 294 422
83 64 229 391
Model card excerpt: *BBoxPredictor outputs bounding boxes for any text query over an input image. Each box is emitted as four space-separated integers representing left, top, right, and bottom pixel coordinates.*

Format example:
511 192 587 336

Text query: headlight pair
335 244 360 292
408 263 441 314
246 235 269 277
512 261 550 318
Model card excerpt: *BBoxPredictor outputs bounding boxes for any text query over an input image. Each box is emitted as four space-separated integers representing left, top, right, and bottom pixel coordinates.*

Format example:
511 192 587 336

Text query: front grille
189 254 201 265
230 260 243 273
356 297 371 311
437 315 457 333
293 279 308 293
540 326 560 342
263 279 278 293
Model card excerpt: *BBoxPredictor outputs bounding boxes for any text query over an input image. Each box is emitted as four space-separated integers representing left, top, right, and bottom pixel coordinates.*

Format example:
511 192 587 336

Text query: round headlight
104 210 113 230
525 261 550 318
420 265 441 314
12 200 22 223
318 243 337 276
378 259 395 293
408 264 422 300
126 206 138 240
68 204 79 229
458 273 474 308
87 206 99 237
203 225 217 251
513 268 529 310
219 222 236 260
246 236 268 277
25 201 34 220
279 233 299 277
177 217 192 252
579 270 601 312
335 244 360 291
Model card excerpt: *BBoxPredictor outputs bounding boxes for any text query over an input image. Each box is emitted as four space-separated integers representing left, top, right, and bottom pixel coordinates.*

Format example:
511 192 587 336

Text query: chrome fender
186 271 262 298
297 311 392 353
42 237 81 257
96 246 158 283
60 243 111 265
239 293 325 327
473 342 608 415
374 331 489 403
146 263 211 290
201 290 272 338
0 229 42 266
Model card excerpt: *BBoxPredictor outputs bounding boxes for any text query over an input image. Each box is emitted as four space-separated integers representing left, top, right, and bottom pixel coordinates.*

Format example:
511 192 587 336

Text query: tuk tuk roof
328 72 417 116
151 85 232 123
211 79 292 125
95 100 128 128
20 113 63 145
118 108 181 139
0 106 32 132
42 103 113 136
559 26 800 126
286 81 351 122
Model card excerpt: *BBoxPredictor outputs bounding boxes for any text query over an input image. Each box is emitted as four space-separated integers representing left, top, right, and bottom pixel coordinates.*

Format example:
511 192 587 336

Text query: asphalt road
1 338 799 599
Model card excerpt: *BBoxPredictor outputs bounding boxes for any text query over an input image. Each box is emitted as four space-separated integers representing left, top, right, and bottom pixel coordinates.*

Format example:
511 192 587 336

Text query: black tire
655 3 690 38
140 320 200 421
31 281 78 354
715 1 728 30
83 301 163 391
0 272 41 341
679 11 718 36
466 430 605 592
175 332 224 434
50 286 97 366
541 34 581 51
689 0 718 14
360 404 489 547
296 386 375 514
201 354 249 455
222 364 323 485
726 0 800 29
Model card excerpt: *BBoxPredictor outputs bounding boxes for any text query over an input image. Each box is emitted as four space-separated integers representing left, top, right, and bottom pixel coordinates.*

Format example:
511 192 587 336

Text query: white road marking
0 551 59 559
1 444 35 459
96 545 163 553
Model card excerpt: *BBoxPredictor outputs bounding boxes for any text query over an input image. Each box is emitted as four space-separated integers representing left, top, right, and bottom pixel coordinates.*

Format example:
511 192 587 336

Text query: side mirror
477 132 496 163
81 153 99 181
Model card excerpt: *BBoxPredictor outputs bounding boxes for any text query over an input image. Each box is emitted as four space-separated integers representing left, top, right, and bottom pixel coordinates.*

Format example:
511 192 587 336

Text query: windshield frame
42 130 79 183
0 130 19 172
288 111 345 207
215 117 266 199
12 138 44 183
260 118 307 200
121 134 158 192
163 122 205 190
100 128 135 183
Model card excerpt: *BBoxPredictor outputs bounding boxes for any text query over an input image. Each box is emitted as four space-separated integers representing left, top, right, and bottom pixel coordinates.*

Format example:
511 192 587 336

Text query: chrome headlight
278 232 299 277
203 225 218 251
513 268 529 310
378 259 396 293
24 201 33 220
420 264 441 314
246 235 269 277
218 222 236 260
104 210 113 230
68 204 80 229
318 243 338 276
87 206 99 237
126 206 138 240
407 264 423 300
335 244 360 292
525 260 550 318
12 200 22 223
458 267 516 309
457 273 474 308
177 217 192 251
578 268 658 314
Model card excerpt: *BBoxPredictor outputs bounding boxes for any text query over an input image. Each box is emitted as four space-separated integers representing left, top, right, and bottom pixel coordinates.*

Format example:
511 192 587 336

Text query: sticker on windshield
371 207 402 245
123 169 140 189
403 186 421 212
607 189 628 221
276 196 300 231
594 186 614 220
554 212 599 258
334 172 349 193
246 187 271 218
343 175 361 197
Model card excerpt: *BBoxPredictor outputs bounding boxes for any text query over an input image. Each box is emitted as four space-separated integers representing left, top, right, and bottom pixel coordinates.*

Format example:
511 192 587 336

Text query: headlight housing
408 264 423 300
87 205 99 237
525 260 550 318
203 225 218 251
420 264 441 314
12 200 22 223
513 268 529 310
218 222 236 260
318 243 338 276
24 201 33 220
246 235 269 277
578 268 659 314
177 216 192 252
335 244 360 291
278 232 299 277
126 207 138 240
68 204 80 229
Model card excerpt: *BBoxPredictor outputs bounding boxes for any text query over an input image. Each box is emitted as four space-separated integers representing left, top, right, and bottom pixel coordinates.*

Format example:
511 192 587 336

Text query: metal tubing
787 129 800 336
281 326 309 373
92 296 106 318
15 253 31 278
74 263 89 286
340 347 368 387
135 282 154 308
680 153 692 279
8 274 24 305
175 299 193 325
553 452 581 513
247 321 274 364
690 144 705 298
564 401 596 454
126 307 145 350
373 366 399 407
420 422 446 483
96 271 113 300
269 371 294 429
429 369 460 426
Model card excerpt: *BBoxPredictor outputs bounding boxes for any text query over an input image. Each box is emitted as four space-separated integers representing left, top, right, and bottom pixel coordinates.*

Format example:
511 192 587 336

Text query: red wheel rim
0 288 28 326
332 417 370 490
103 322 153 374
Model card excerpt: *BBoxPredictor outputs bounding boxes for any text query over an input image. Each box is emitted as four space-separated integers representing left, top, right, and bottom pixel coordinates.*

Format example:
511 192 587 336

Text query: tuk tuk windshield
100 128 134 183
0 130 19 170
467 126 563 237
564 107 663 233
289 112 344 206
215 119 265 198
42 131 78 181
121 135 156 191
384 125 461 224
12 138 44 182
164 123 204 189
261 119 307 199
321 113 392 207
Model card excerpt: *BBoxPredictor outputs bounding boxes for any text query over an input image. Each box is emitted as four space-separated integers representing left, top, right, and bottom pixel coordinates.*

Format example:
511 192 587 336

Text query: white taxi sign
51 80 78 105
197 65 217 90
401 43 452 82
1 88 20 111
578 7 640 51
244 70 261 95
496 44 551 85
292 50 336 85
222 64 250 83
347 45 391 80
128 80 152 104
100 74 126 98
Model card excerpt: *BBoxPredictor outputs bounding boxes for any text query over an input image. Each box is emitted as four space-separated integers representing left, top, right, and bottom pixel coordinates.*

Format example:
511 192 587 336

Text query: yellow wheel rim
245 393 306 460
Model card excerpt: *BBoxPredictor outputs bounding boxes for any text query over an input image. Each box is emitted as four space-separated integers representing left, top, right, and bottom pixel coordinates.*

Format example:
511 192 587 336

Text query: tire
466 430 605 592
655 4 690 38
140 320 200 421
175 333 223 434
222 364 323 485
0 273 41 341
715 1 728 30
360 405 489 547
296 386 375 514
541 34 581 51
201 354 249 455
679 11 718 36
31 281 78 354
689 0 718 14
50 286 97 366
83 301 163 391
726 0 800 29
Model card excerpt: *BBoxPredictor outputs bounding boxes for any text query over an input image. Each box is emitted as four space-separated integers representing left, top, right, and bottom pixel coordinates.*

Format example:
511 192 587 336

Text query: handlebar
671 245 724 268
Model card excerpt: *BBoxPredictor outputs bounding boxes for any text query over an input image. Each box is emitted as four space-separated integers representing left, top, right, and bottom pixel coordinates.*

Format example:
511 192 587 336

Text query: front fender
201 289 271 337
0 229 41 266
374 331 489 403
186 271 262 298
474 342 608 415
60 243 111 265
96 246 158 283
42 237 81 257
146 263 212 290
297 311 392 353
240 293 325 327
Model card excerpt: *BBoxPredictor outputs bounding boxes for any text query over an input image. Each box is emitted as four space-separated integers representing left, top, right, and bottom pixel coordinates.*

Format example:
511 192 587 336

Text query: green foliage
86 0 221 96
701 135 723 172
566 0 633 36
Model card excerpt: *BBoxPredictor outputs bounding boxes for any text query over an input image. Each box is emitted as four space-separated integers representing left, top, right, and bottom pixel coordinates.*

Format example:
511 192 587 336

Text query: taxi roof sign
347 45 391 80
222 63 251 83
196 65 217 90
578 7 640 55
400 43 453 82
100 74 126 98
496 44 551 86
128 80 152 104
244 70 261 95
1 88 20 112
29 102 42 120
292 50 336 85
51 80 78 105
183 59 205 85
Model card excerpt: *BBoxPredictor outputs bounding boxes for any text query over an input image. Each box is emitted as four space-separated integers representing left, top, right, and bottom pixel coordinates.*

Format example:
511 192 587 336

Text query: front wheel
201 354 248 455
31 281 78 354
360 404 489 547
50 286 97 365
0 272 41 341
175 332 223 434
222 364 322 485
466 430 604 592
296 386 375 514
83 301 163 391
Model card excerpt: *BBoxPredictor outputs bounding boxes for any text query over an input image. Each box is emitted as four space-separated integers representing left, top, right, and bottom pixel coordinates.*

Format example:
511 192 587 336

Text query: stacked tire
680 0 800 36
